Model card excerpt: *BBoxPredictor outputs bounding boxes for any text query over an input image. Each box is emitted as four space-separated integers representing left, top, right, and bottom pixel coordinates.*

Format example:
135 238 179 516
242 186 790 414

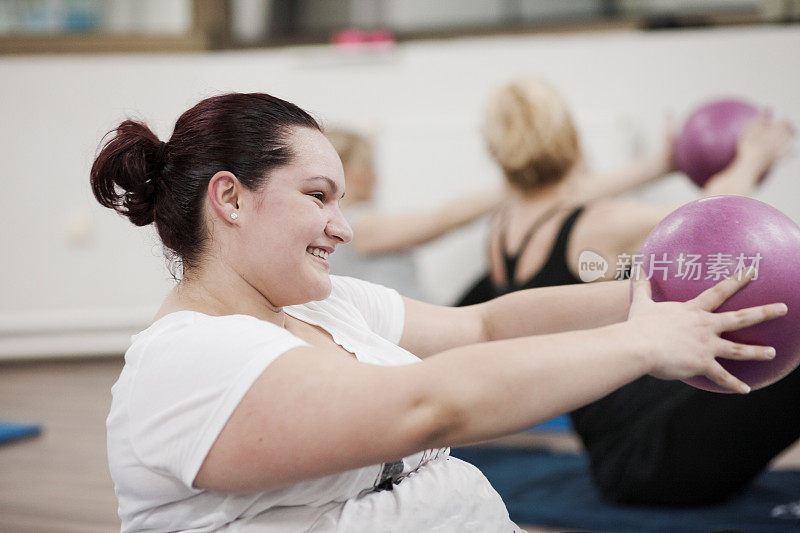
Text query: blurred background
2 0 800 359
0 1 799 531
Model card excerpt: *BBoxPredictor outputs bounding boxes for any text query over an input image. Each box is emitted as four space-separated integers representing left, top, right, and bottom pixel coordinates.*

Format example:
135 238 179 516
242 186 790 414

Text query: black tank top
455 206 585 306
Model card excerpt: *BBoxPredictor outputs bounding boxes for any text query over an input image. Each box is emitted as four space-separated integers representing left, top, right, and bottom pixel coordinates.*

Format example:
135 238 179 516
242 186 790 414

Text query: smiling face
234 126 353 307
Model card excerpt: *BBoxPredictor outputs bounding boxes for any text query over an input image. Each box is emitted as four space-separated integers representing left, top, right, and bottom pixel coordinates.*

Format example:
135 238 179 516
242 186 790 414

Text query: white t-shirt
107 276 521 532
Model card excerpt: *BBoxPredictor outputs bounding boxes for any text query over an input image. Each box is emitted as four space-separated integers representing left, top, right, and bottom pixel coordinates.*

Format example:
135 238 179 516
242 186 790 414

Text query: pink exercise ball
636 195 800 393
674 99 761 187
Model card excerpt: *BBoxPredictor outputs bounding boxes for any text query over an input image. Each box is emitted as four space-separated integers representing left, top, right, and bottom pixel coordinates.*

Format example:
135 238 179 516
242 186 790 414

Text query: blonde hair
325 127 373 171
483 76 580 192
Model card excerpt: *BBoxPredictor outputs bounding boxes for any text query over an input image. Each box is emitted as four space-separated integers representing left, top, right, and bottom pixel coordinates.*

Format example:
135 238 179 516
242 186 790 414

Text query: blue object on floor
0 421 41 444
528 413 571 432
452 446 800 533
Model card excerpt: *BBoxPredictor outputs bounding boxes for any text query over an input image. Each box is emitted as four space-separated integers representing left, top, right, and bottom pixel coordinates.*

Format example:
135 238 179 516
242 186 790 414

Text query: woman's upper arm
573 199 672 279
193 345 441 494
398 297 488 358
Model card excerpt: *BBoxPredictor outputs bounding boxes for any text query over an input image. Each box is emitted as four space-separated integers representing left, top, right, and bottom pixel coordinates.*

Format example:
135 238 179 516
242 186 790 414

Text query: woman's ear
207 171 241 223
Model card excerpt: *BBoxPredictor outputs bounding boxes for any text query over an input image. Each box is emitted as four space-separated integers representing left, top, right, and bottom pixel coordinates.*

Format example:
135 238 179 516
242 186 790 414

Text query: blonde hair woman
458 75 797 506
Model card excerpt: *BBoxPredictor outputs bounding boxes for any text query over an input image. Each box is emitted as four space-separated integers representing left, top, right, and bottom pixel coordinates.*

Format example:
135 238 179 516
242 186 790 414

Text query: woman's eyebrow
304 176 345 198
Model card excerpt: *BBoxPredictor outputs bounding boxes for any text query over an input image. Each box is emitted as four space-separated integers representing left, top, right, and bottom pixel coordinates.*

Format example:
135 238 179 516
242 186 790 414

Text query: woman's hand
701 112 794 197
627 268 788 393
735 111 795 177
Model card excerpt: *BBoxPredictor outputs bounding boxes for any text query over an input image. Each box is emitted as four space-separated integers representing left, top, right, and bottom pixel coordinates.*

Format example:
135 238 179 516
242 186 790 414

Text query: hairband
154 141 167 170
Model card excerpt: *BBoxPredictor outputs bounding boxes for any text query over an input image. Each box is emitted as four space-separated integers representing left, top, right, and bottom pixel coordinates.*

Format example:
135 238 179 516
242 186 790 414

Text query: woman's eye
310 192 326 202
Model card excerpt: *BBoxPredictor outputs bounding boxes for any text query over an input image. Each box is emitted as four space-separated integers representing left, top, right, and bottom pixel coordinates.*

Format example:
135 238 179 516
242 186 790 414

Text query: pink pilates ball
636 195 800 393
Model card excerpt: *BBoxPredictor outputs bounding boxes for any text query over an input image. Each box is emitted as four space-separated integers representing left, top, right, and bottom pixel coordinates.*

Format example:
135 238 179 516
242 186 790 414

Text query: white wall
1 25 798 358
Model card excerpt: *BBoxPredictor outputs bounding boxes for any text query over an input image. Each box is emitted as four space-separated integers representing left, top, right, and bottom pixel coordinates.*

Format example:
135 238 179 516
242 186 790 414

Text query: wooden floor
0 358 122 533
1 358 798 533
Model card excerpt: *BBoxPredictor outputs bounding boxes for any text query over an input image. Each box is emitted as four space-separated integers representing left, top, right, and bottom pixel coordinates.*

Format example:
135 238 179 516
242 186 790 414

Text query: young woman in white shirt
92 92 785 532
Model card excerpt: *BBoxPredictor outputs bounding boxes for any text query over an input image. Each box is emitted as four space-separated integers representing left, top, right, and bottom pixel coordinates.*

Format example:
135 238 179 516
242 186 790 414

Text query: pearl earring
230 212 239 220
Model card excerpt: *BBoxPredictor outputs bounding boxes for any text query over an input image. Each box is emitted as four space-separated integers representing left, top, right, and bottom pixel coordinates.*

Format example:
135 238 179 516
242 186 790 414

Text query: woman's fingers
703 320 785 394
715 338 776 361
704 360 751 394
691 268 756 311
630 266 652 306
715 302 788 333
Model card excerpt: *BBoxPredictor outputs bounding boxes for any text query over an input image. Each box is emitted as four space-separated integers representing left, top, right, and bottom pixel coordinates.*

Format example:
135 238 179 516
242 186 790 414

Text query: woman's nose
326 210 353 244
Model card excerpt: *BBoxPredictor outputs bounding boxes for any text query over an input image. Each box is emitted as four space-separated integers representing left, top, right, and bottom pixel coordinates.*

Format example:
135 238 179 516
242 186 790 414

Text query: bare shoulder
568 199 664 279
576 199 660 239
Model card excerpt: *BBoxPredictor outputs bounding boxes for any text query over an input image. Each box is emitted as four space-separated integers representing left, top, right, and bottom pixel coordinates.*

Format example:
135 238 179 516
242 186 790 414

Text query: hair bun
90 120 163 226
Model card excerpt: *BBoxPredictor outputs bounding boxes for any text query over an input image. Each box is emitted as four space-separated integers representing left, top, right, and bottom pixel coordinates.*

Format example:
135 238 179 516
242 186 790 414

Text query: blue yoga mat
528 414 571 432
0 421 41 444
452 446 800 533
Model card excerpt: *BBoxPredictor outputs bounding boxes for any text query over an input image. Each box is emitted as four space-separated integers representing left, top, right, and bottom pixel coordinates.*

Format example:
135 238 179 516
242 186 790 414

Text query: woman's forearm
700 153 763 197
572 152 668 204
418 320 648 448
353 188 504 255
477 280 631 341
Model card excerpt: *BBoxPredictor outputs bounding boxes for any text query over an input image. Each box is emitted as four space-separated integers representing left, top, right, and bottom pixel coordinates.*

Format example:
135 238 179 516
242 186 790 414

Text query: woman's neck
511 180 564 207
161 261 286 329
509 165 584 208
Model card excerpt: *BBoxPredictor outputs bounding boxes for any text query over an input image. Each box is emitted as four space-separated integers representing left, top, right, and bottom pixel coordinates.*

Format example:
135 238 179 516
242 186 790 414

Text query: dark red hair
90 93 320 275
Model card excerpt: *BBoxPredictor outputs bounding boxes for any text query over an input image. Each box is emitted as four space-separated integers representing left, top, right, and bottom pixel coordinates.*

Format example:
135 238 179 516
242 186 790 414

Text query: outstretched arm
566 115 675 205
568 111 794 207
351 187 506 255
195 273 784 493
399 279 630 357
582 112 796 278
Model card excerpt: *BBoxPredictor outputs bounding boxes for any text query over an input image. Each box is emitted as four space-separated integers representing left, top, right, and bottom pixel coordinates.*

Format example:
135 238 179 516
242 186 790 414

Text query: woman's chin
303 277 332 303
314 284 333 302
